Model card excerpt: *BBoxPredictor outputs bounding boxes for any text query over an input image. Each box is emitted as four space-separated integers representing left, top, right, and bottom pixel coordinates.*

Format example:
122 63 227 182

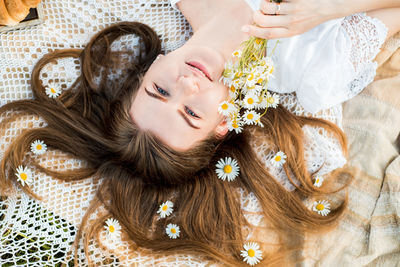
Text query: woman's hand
242 0 339 39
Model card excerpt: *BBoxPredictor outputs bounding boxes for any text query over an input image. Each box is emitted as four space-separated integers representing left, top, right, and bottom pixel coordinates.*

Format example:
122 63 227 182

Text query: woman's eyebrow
144 87 199 130
144 87 167 102
178 110 200 129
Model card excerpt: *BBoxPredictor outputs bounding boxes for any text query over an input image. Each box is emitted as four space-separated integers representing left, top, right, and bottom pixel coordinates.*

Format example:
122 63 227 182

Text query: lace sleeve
341 13 388 100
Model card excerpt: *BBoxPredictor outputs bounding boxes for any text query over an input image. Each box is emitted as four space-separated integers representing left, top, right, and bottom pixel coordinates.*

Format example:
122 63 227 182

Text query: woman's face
129 45 229 151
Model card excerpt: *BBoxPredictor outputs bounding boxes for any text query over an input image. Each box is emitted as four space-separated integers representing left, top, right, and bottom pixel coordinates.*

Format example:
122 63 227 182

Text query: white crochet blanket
0 0 387 266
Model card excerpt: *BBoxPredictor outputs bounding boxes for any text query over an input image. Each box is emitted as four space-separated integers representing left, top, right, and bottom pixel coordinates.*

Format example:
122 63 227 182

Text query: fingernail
241 25 249 33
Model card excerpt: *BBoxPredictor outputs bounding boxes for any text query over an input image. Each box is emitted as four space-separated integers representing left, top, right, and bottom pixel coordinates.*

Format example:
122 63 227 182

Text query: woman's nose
178 75 200 95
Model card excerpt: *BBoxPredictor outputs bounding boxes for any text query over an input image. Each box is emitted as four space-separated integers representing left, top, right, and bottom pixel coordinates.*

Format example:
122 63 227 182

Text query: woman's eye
185 106 199 118
155 84 169 96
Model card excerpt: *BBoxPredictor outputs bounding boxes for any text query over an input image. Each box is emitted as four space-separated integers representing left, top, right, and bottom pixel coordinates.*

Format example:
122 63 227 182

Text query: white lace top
0 0 388 266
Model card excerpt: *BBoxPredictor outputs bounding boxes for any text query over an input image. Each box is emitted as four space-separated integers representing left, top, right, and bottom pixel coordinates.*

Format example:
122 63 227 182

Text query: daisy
255 96 268 110
266 92 279 108
218 101 235 116
312 200 331 216
243 93 258 109
313 176 324 187
45 82 61 98
157 200 174 218
104 218 122 240
270 151 287 167
232 50 242 58
215 157 240 182
15 165 33 186
165 223 180 239
30 140 47 155
240 242 263 266
245 72 257 88
228 119 244 134
242 110 260 125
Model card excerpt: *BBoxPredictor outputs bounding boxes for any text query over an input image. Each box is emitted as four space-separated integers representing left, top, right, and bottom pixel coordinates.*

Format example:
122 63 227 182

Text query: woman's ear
215 118 229 138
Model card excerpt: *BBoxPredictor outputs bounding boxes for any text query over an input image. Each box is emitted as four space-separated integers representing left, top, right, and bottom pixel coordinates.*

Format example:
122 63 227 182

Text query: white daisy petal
30 140 47 155
215 157 240 181
45 82 62 98
15 165 33 186
270 151 287 167
166 223 180 239
104 218 122 240
157 200 174 218
240 242 263 266
312 200 331 216
313 176 324 187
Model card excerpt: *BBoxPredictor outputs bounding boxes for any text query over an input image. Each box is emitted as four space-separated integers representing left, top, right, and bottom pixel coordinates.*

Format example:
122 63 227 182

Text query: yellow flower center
247 114 254 120
248 249 255 257
223 165 232 174
171 228 176 234
247 73 254 81
233 51 240 56
260 60 266 66
255 38 262 45
247 98 254 105
221 103 229 110
316 179 320 183
267 97 274 104
109 225 115 233
235 72 243 78
36 144 42 150
162 205 168 211
275 156 281 162
257 78 263 84
316 204 325 211
20 173 28 181
232 123 239 129
270 66 274 74
230 85 236 93
51 88 56 94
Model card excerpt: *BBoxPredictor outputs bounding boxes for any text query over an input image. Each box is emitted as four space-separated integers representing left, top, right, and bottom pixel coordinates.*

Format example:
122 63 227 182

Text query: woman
0 1 399 266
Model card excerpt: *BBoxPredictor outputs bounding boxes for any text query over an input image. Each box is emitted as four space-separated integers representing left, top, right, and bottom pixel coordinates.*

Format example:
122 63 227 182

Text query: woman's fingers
253 10 290 28
242 25 291 40
260 1 290 15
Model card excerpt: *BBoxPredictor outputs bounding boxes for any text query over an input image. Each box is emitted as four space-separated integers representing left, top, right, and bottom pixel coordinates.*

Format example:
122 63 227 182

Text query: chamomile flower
157 200 174 218
165 223 180 239
243 93 258 109
232 50 242 58
312 200 331 216
30 140 47 155
313 176 324 187
15 165 33 186
240 242 263 266
246 72 257 87
228 119 244 134
45 82 61 98
255 96 268 110
104 218 122 240
215 157 240 182
242 110 260 125
218 101 235 116
270 151 287 167
266 92 279 108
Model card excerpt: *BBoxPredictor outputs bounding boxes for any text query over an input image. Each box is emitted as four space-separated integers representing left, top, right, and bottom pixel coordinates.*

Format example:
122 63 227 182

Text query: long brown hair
0 22 351 266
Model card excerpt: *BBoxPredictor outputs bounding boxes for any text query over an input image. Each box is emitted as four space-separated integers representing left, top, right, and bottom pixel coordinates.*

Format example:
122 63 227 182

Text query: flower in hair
227 119 243 134
270 151 286 167
166 223 180 239
219 37 280 133
15 165 33 186
218 101 236 117
242 110 260 125
240 242 263 266
30 140 47 155
104 218 121 240
157 200 174 218
312 200 331 216
45 82 61 98
313 176 324 187
215 157 240 182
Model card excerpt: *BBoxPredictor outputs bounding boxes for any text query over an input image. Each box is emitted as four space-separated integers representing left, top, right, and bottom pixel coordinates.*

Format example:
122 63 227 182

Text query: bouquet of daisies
218 37 279 134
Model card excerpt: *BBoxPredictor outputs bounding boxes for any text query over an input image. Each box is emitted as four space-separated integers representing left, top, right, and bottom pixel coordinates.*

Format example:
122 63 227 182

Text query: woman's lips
186 61 213 81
